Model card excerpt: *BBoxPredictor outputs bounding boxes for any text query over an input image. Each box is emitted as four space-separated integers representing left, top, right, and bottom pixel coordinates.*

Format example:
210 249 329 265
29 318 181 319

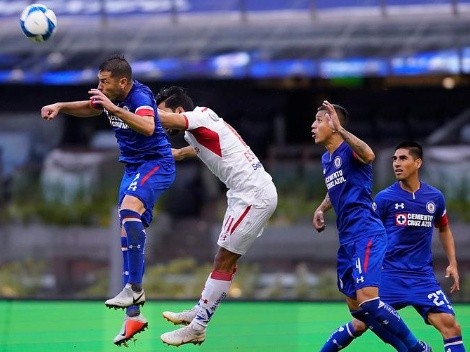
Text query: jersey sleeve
184 107 214 130
434 191 449 228
133 91 155 117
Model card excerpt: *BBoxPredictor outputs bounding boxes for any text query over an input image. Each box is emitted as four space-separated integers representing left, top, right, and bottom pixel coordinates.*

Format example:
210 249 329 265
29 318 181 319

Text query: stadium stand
0 0 469 82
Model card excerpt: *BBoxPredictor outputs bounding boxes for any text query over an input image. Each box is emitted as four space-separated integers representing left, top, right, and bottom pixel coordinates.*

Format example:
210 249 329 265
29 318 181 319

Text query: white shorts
217 182 278 255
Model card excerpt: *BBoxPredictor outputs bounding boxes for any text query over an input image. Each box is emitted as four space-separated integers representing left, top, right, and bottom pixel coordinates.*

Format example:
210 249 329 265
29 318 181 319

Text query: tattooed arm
323 100 375 164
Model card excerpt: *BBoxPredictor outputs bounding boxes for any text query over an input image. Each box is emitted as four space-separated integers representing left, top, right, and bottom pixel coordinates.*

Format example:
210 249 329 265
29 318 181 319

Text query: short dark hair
99 55 132 80
317 103 349 126
395 141 423 160
155 86 195 111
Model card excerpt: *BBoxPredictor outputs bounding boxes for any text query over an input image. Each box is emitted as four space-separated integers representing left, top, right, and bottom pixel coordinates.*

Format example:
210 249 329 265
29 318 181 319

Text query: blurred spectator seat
41 148 120 204
0 132 31 177
90 131 118 150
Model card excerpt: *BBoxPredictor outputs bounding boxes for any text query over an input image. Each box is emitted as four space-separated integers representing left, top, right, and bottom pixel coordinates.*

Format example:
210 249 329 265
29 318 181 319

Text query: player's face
97 70 126 101
311 110 333 144
392 148 420 181
157 101 174 113
157 101 181 136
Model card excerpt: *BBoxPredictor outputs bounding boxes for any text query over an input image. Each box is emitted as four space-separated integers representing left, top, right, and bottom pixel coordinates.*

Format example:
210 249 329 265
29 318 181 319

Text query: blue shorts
119 159 175 227
337 233 387 298
380 271 455 324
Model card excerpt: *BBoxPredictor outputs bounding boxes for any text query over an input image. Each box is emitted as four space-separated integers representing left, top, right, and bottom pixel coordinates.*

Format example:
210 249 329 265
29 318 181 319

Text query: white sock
192 270 233 328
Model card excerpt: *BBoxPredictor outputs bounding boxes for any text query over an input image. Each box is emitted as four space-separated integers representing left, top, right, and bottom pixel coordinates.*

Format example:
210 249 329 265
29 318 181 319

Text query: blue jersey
374 181 447 275
321 142 384 245
105 80 173 164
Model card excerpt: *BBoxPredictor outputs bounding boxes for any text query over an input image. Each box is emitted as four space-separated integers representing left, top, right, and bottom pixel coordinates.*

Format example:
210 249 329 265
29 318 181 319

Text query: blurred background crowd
0 0 469 302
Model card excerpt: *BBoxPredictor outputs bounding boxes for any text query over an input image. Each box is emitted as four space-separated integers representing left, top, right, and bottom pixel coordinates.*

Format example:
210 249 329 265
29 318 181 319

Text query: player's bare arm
89 88 155 136
157 109 187 131
41 101 101 120
172 146 197 161
438 224 460 293
323 100 375 164
313 193 332 232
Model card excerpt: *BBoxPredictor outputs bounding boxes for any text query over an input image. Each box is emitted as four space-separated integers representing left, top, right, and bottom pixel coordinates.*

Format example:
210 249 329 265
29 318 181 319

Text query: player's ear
119 77 128 87
176 106 185 114
415 158 423 169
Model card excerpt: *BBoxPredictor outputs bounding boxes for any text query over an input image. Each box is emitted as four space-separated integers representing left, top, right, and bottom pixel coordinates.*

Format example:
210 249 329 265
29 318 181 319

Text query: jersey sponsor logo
105 106 131 129
395 213 433 227
244 150 263 170
334 156 342 169
394 202 404 209
325 169 346 190
426 201 436 214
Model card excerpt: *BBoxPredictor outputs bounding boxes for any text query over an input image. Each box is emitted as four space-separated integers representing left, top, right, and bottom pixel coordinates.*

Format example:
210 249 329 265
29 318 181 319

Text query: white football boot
162 306 197 325
105 283 145 309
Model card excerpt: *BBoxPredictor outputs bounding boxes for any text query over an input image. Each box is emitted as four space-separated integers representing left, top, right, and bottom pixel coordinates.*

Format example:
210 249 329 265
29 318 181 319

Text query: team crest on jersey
426 201 436 214
395 213 407 226
334 156 342 169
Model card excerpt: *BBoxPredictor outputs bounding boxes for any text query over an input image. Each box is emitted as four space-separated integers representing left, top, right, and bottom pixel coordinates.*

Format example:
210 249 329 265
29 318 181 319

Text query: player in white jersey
155 86 278 347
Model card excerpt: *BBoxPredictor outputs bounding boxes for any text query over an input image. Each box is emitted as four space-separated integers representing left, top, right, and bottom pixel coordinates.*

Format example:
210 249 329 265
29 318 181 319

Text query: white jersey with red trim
183 106 272 192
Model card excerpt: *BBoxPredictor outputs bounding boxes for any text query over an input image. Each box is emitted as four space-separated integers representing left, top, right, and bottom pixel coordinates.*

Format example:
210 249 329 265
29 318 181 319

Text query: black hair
395 141 423 160
99 55 132 80
317 103 349 126
155 86 195 111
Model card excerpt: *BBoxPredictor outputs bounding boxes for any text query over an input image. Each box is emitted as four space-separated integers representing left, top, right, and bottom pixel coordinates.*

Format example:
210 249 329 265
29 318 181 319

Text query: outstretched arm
157 109 188 130
41 100 101 120
323 100 375 164
438 224 460 293
312 193 332 232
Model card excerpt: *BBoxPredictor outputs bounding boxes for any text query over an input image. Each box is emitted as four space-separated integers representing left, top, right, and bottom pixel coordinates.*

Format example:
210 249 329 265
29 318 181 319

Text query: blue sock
119 209 146 286
360 298 423 352
320 321 362 352
120 235 129 285
444 336 466 352
352 309 407 352
126 305 140 317
119 214 141 317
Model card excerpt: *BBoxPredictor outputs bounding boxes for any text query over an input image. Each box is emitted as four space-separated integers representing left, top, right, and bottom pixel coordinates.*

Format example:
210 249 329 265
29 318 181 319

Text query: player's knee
351 308 371 335
351 318 368 335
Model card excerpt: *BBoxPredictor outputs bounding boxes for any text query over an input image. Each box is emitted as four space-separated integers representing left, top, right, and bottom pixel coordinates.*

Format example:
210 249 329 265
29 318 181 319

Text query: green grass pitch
0 300 468 351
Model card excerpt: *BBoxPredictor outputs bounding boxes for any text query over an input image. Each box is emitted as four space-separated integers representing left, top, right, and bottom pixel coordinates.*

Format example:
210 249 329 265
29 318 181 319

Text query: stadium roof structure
1 0 470 83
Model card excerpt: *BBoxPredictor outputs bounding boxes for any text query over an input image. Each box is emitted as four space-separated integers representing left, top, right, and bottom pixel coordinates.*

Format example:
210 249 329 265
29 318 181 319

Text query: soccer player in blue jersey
319 141 466 352
41 55 175 346
312 101 431 352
